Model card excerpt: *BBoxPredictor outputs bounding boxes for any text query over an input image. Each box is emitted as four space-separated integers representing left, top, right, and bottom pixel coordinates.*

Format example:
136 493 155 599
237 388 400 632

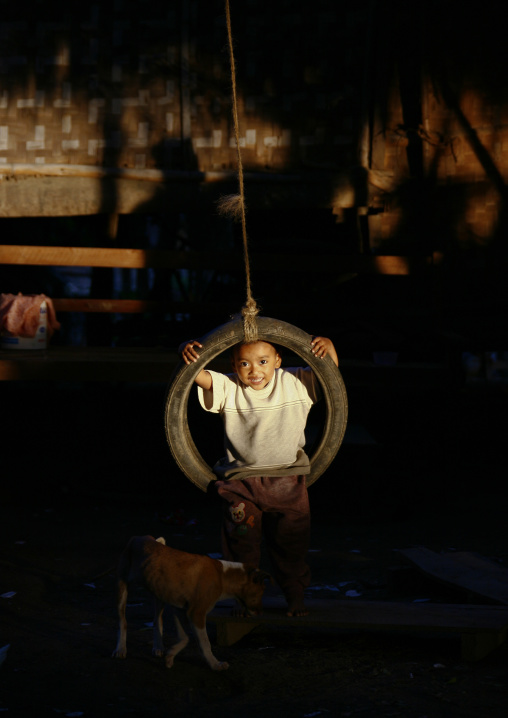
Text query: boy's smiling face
231 341 281 390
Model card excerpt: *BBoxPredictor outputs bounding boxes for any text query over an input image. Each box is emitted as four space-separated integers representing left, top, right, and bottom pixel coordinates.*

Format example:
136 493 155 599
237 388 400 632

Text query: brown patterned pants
215 475 311 600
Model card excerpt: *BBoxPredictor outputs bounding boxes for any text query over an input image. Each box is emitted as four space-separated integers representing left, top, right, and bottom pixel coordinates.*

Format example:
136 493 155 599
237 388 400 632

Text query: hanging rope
217 0 260 342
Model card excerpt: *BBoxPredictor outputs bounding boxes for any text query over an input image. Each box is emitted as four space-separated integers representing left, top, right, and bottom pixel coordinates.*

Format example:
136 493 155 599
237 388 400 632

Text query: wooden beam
0 245 245 270
0 244 437 274
0 162 339 185
0 165 348 216
51 298 231 314
52 299 160 313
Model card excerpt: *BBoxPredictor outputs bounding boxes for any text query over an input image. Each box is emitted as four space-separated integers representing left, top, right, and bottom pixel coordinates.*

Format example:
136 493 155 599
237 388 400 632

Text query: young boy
180 334 338 616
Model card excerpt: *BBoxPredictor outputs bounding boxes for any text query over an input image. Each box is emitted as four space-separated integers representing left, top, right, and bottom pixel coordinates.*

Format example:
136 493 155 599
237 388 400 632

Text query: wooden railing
0 243 440 381
0 244 437 273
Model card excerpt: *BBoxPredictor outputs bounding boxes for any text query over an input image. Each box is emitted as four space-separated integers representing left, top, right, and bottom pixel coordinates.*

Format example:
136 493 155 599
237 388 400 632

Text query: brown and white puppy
112 535 269 670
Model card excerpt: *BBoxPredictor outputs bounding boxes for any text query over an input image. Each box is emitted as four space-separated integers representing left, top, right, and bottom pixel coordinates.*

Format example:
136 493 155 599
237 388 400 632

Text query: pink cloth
0 293 60 338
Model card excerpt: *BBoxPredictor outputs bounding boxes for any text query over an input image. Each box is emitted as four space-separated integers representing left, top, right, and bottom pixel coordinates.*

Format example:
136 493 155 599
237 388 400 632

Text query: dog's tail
156 536 166 545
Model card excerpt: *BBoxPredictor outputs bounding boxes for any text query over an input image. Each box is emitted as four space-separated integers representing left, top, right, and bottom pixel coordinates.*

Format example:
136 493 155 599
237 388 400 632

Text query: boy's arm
310 336 339 367
179 340 213 390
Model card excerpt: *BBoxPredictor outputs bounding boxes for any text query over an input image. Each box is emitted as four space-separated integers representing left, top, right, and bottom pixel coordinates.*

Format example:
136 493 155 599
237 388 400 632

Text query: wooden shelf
0 347 448 384
0 346 180 381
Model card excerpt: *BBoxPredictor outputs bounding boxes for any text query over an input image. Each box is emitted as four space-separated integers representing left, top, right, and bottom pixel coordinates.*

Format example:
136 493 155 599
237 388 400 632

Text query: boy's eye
259 359 267 365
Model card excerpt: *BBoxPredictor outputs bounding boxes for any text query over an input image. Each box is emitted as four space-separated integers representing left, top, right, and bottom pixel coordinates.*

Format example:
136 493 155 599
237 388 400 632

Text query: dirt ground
1 380 508 718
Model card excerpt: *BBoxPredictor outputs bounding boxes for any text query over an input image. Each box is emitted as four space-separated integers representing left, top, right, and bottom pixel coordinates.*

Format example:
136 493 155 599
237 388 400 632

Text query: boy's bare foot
286 592 309 617
230 601 249 618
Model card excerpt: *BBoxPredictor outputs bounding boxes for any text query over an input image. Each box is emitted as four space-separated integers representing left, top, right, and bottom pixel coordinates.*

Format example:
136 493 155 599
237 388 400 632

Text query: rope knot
241 297 260 342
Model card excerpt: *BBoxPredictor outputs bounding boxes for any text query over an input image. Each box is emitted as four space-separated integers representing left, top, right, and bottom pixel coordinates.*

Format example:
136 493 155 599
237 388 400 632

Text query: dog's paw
211 660 229 671
112 649 126 659
152 647 164 658
164 653 175 668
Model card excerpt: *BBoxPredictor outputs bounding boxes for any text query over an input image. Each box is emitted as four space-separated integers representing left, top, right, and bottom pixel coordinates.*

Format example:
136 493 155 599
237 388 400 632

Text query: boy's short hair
230 340 283 360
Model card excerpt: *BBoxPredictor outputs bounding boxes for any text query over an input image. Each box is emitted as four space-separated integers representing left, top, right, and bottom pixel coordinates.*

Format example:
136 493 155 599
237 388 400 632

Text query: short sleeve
197 370 233 413
287 366 322 404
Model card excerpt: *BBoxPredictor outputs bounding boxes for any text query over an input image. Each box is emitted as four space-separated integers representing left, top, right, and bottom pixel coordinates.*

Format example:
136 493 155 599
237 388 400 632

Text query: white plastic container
0 300 48 350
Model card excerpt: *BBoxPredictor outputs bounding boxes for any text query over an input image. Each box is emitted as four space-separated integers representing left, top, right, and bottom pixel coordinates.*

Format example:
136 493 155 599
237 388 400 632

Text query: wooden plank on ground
444 552 508 577
398 547 508 605
209 597 508 661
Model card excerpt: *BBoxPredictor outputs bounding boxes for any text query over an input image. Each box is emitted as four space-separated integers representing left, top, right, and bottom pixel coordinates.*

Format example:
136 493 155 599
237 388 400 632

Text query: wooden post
180 0 193 169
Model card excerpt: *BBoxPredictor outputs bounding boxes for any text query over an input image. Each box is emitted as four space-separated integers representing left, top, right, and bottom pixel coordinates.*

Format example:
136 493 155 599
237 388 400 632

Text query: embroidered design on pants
229 502 246 523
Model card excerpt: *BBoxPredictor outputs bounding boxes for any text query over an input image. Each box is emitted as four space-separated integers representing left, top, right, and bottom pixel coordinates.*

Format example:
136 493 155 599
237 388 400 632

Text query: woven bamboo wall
0 0 507 258
0 2 363 173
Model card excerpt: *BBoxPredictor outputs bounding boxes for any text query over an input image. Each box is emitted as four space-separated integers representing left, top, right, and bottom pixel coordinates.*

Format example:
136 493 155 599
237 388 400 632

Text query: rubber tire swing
165 316 348 492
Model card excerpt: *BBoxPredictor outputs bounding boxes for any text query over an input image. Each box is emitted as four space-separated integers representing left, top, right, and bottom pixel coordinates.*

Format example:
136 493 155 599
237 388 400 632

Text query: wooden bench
209 596 508 662
0 243 441 382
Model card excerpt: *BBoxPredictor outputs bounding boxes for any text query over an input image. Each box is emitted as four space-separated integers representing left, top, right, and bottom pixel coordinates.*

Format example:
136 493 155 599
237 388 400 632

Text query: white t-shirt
197 366 321 480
